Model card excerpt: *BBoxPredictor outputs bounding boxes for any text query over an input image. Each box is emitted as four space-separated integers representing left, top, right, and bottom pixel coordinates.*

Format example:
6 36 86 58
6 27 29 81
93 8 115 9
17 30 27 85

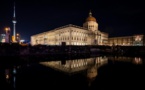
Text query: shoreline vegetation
1 43 145 57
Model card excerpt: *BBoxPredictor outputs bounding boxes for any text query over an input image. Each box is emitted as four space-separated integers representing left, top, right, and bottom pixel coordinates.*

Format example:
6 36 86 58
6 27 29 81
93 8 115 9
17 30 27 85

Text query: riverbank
1 43 145 57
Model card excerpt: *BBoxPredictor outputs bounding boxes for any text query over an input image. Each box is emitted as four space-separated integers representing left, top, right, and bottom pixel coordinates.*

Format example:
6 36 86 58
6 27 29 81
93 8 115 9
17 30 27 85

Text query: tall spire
12 2 17 42
13 2 16 18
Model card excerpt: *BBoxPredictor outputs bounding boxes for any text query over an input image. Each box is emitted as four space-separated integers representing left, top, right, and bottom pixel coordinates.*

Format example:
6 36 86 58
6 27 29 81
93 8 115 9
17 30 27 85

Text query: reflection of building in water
39 56 108 74
132 57 142 64
40 56 107 87
108 56 143 64
40 56 142 85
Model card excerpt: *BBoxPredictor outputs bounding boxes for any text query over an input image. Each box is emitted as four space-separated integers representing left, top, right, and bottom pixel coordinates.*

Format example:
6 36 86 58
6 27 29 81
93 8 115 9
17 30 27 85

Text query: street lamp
5 27 11 43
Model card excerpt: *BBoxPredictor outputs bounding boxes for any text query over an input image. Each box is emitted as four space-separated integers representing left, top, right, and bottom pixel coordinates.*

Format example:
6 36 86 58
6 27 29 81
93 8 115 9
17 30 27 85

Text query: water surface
0 55 144 90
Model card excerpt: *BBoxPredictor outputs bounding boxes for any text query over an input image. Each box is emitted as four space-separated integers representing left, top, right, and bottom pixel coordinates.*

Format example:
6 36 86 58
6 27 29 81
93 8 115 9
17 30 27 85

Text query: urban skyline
0 0 145 42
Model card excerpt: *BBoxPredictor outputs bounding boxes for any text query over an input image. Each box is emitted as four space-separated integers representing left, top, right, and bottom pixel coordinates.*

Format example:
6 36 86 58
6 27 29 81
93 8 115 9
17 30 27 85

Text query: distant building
31 11 108 46
0 34 6 43
108 34 145 46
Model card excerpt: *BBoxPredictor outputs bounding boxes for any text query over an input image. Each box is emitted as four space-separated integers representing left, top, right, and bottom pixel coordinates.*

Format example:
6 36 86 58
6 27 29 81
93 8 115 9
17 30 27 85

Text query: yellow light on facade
12 36 15 42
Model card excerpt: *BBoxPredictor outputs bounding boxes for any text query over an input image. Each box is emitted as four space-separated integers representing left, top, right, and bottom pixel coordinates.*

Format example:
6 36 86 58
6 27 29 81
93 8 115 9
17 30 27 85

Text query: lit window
135 36 142 41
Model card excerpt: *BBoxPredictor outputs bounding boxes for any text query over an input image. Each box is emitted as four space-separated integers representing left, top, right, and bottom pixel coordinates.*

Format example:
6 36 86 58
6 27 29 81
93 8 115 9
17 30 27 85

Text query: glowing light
20 39 25 42
5 27 10 31
133 57 142 64
6 75 9 79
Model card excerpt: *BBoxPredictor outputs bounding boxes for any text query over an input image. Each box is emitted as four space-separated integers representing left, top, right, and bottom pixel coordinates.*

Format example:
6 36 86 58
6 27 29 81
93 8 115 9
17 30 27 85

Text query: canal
0 55 144 90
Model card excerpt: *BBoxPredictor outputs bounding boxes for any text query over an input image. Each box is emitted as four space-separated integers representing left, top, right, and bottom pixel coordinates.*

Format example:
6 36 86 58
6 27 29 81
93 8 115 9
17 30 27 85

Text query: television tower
12 2 17 42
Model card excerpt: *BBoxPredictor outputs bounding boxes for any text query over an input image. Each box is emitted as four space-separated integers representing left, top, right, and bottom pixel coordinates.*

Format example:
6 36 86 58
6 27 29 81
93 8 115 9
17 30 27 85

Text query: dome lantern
86 11 96 22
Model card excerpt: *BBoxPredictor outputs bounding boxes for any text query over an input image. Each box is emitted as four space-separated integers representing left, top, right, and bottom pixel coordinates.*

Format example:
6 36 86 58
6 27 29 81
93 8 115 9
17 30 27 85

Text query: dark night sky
0 0 145 41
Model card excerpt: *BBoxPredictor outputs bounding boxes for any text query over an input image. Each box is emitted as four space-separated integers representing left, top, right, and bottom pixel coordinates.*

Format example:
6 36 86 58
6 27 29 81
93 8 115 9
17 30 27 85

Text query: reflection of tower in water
4 66 17 89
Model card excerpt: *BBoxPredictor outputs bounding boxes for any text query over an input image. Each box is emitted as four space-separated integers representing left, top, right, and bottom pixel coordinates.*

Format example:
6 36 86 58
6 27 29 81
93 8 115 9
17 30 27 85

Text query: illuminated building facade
31 11 145 46
108 35 145 46
31 11 108 46
0 34 6 43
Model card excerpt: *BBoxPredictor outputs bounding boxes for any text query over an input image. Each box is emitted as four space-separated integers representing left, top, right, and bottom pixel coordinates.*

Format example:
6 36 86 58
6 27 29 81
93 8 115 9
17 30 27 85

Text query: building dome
86 11 96 22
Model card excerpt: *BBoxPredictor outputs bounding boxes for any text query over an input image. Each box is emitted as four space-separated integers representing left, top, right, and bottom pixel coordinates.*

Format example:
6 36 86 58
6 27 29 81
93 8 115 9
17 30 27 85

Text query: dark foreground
1 43 145 57
0 55 145 90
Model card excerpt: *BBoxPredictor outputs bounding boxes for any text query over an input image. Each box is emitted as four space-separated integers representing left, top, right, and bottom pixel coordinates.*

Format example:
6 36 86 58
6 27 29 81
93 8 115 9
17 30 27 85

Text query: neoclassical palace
31 12 108 46
31 11 145 46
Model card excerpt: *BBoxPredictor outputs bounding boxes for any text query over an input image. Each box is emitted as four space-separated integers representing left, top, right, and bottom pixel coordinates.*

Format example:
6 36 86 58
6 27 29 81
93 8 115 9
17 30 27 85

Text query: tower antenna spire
12 1 17 42
13 2 16 17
